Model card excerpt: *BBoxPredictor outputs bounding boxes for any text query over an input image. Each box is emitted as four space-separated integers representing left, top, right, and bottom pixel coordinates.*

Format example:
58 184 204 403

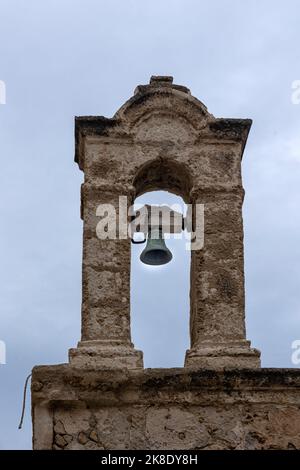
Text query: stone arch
133 158 193 202
130 189 191 367
131 158 193 367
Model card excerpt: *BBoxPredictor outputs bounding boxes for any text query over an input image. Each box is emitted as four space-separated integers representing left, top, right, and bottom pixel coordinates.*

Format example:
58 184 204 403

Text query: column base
185 340 261 369
69 340 143 369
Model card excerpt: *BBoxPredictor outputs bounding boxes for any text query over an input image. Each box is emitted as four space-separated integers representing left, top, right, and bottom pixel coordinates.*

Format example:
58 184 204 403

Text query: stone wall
32 366 300 450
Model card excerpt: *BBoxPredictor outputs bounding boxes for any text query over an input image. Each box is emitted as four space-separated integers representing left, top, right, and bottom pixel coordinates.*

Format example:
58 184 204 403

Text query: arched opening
130 190 191 367
133 158 192 202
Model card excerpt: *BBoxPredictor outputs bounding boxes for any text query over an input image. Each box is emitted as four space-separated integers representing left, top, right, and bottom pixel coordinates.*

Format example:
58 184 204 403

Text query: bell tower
32 77 300 451
69 74 260 370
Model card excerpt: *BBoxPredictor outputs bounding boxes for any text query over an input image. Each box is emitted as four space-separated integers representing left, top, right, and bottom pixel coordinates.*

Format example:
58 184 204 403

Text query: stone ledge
32 366 300 450
32 365 300 406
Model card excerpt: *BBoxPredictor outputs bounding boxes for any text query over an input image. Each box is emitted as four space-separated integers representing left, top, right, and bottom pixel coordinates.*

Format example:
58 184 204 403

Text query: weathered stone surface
54 434 67 448
53 420 66 435
64 435 73 444
32 76 274 450
32 366 300 450
89 430 99 443
77 432 88 445
70 76 259 369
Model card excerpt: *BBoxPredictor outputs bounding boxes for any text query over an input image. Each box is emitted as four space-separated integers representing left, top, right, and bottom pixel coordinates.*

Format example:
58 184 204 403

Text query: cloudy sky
0 0 299 450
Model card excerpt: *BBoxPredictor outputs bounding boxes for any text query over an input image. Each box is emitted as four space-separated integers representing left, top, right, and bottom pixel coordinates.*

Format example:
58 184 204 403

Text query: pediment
114 78 214 135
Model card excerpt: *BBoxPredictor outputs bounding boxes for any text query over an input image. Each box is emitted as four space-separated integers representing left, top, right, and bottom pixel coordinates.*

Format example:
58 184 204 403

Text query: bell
140 227 173 266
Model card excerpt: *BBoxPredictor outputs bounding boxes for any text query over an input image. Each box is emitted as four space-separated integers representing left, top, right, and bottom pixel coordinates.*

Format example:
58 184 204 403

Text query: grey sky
0 0 299 450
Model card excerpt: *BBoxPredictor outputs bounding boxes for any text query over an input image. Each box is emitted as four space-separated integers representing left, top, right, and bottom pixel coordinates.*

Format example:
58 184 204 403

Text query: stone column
185 187 260 368
69 183 143 368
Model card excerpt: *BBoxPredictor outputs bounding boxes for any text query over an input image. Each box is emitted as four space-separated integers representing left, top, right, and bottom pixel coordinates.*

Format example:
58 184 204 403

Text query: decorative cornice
74 78 253 171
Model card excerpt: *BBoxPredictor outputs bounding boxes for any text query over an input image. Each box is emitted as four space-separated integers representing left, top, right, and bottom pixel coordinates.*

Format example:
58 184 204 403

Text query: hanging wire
18 373 32 429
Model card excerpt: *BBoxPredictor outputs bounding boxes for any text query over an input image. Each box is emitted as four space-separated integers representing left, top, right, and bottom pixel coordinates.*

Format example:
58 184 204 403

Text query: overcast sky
0 0 299 450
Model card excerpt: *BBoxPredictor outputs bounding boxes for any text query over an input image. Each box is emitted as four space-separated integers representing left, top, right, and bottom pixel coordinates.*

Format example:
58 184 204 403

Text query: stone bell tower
32 77 300 450
69 74 260 370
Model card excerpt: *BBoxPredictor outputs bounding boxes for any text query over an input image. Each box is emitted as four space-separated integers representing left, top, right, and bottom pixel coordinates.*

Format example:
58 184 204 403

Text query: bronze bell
140 227 172 266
